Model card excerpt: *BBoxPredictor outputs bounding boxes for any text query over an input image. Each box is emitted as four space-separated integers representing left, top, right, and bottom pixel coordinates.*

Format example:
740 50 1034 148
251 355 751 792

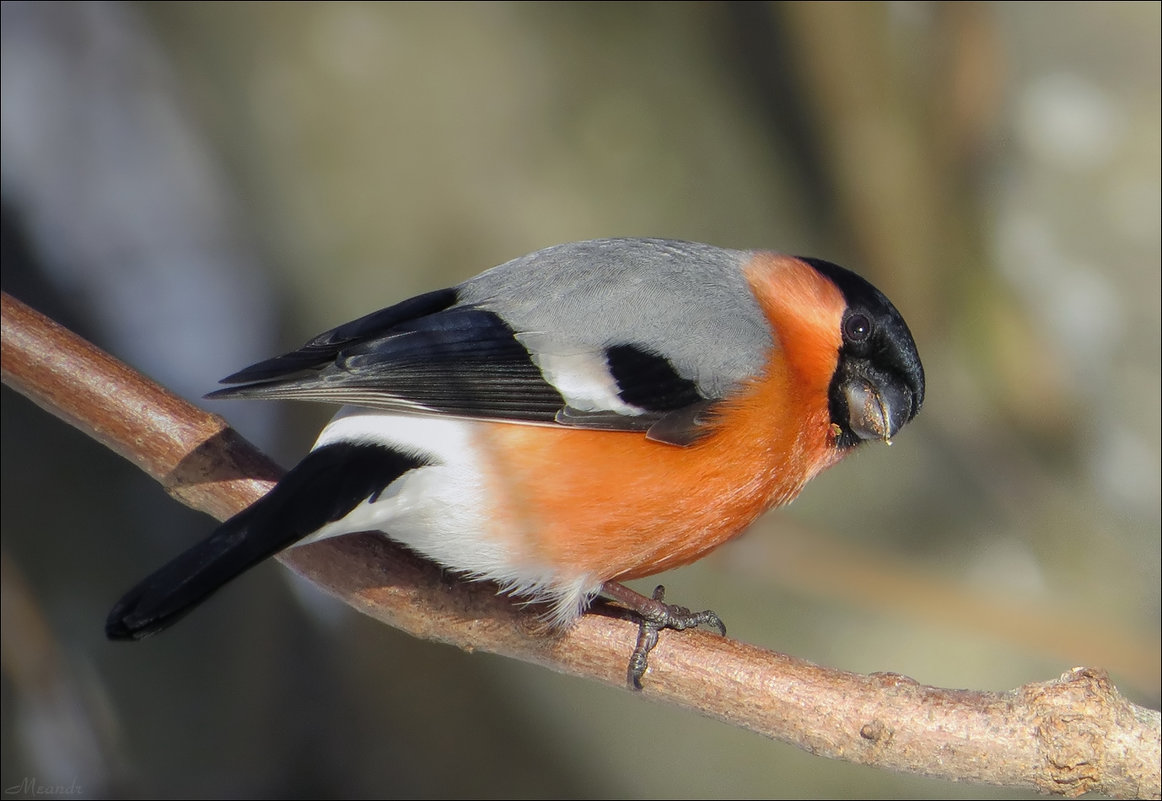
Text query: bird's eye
843 312 872 344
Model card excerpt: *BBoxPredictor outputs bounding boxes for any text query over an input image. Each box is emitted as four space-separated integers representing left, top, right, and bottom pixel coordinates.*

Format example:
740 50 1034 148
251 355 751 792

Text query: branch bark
3 290 1158 799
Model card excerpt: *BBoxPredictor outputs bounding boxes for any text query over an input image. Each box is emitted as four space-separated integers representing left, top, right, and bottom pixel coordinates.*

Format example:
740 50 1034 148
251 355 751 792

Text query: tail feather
106 442 427 640
105 507 285 639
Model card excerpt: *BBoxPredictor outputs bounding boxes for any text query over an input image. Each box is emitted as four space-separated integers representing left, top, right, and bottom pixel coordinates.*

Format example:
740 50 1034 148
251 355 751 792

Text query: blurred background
2 2 1158 798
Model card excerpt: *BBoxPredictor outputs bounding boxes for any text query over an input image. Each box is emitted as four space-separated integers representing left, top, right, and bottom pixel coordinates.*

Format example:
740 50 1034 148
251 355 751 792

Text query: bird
105 238 924 688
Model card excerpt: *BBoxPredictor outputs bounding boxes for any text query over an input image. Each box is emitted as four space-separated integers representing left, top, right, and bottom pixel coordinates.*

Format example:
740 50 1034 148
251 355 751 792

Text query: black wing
208 287 715 442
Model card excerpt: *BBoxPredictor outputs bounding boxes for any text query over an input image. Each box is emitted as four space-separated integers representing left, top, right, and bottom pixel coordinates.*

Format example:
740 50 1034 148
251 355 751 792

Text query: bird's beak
843 374 912 443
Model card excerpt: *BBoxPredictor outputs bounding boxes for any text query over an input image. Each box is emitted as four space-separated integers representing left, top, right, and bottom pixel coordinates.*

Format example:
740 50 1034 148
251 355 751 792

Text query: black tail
106 442 427 640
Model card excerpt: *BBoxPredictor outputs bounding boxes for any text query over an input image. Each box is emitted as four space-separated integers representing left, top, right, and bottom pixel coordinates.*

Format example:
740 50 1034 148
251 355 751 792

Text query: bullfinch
106 238 924 687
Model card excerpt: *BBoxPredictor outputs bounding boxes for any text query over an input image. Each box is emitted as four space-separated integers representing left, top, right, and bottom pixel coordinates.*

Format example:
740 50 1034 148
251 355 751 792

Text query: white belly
297 406 601 626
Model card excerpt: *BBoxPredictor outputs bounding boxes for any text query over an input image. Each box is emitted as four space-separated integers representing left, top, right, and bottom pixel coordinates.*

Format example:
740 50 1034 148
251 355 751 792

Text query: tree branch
2 290 1158 799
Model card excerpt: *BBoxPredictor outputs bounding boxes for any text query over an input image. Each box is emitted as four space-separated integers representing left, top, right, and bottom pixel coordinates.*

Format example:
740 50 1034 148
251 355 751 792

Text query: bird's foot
600 581 726 690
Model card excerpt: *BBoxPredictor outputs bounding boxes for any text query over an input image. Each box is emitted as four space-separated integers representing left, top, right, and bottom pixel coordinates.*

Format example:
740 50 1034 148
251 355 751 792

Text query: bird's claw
627 585 726 690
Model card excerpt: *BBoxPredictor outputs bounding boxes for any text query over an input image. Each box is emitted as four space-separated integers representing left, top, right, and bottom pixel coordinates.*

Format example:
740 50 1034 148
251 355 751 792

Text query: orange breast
474 254 849 583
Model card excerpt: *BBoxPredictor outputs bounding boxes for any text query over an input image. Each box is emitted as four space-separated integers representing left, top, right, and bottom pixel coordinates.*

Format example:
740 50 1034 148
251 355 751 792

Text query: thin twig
2 290 1158 799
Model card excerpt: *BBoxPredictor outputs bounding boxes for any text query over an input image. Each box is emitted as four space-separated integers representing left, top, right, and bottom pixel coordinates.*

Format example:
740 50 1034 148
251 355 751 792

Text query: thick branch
2 291 1158 799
